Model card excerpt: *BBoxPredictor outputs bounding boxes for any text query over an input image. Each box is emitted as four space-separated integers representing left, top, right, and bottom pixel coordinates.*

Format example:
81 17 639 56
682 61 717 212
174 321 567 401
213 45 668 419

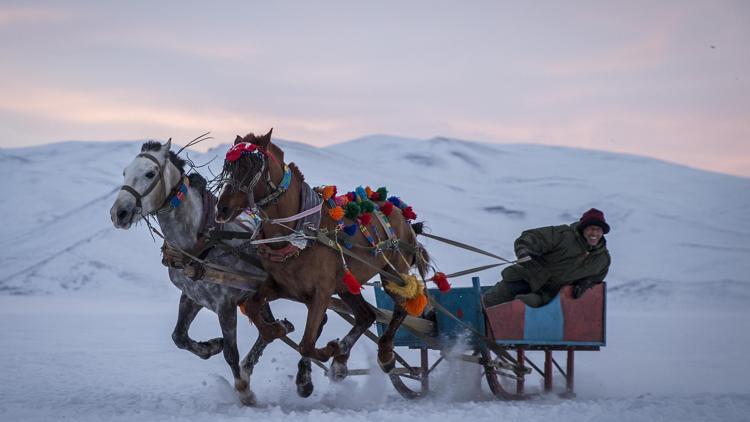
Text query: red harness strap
257 243 301 263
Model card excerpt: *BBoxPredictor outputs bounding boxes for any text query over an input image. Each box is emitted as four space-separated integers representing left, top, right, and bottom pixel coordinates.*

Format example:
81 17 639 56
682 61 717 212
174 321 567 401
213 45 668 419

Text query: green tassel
376 187 388 201
344 202 361 219
361 200 375 213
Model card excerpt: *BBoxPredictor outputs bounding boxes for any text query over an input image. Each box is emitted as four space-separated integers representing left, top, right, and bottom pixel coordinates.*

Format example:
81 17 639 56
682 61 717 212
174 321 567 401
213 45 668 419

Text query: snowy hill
2 136 750 421
1 135 748 305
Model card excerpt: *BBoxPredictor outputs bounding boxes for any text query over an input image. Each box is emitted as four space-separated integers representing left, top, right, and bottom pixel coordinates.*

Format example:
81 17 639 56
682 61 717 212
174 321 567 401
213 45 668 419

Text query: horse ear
257 128 273 147
164 138 172 152
234 135 243 145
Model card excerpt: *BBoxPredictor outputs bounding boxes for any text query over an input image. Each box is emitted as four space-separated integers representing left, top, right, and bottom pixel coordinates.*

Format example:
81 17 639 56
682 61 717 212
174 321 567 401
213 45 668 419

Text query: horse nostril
117 209 129 221
219 206 229 217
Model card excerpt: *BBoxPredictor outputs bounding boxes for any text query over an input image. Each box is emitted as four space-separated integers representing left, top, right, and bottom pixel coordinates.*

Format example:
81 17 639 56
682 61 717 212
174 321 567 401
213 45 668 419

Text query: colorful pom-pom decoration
376 187 388 201
388 196 402 208
379 201 394 216
365 186 373 198
335 195 349 207
329 206 345 221
358 213 372 226
322 185 337 201
342 270 361 295
404 293 427 316
360 200 375 213
344 224 358 236
430 272 451 292
402 206 417 220
346 192 356 202
355 186 368 202
344 202 361 219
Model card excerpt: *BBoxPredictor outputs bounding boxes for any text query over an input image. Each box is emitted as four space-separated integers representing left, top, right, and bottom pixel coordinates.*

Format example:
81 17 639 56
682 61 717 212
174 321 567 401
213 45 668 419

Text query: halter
223 143 292 208
120 152 187 216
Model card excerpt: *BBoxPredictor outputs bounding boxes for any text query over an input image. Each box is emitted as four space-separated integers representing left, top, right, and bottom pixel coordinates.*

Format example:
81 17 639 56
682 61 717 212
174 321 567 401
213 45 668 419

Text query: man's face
583 225 604 246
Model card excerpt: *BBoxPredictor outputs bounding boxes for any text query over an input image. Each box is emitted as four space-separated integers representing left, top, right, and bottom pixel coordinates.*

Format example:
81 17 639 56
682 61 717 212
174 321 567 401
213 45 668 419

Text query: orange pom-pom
329 206 345 221
342 270 361 295
322 185 337 201
404 293 427 316
380 201 394 216
365 186 373 198
430 272 451 292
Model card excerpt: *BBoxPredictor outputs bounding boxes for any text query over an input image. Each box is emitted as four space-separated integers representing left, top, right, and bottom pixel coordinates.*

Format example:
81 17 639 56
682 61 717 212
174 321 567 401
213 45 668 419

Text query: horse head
110 138 184 229
215 128 279 223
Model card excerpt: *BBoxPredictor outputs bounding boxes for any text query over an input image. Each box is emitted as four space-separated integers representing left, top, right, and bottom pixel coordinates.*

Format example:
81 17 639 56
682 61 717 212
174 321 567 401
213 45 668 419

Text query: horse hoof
296 381 314 398
329 360 349 382
296 359 313 398
239 392 257 406
279 319 295 334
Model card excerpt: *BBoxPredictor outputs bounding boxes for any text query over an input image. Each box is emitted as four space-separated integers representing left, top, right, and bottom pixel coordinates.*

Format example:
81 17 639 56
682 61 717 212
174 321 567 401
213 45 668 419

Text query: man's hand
516 246 534 260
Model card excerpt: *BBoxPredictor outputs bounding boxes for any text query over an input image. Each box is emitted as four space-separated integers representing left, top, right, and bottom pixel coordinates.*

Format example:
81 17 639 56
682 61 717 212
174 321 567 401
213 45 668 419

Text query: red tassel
380 201 394 216
346 192 356 202
342 270 361 295
358 213 372 225
403 206 417 220
431 272 451 292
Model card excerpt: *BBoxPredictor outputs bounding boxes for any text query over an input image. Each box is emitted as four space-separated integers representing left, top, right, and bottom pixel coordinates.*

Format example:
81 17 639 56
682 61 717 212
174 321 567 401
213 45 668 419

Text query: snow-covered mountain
1 135 749 305
3 136 750 422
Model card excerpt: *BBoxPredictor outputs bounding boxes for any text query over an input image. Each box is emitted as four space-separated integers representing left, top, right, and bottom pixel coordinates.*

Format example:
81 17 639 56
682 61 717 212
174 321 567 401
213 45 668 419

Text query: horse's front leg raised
377 303 408 373
172 293 224 359
217 305 256 406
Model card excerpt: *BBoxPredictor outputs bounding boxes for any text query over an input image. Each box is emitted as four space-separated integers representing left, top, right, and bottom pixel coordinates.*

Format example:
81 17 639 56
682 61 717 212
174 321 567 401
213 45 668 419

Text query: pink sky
1 1 748 177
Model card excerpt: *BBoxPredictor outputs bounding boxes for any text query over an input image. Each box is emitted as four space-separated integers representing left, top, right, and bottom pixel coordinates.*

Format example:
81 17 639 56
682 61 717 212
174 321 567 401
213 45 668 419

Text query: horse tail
409 221 430 278
414 243 430 279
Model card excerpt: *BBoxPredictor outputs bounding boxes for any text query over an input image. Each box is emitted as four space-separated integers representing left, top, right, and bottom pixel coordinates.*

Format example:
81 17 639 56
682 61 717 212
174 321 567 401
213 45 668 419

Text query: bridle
120 152 181 216
221 143 290 208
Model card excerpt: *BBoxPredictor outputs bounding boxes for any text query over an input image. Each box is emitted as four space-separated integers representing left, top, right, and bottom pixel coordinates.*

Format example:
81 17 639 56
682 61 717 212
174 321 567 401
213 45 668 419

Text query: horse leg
218 305 256 406
329 292 377 381
244 280 294 343
240 303 277 379
295 312 328 398
299 292 340 363
172 293 223 359
377 303 408 373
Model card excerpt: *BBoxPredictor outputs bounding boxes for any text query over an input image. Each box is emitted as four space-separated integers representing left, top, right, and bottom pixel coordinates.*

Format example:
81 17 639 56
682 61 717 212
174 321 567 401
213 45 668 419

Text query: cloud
0 82 345 149
0 6 73 27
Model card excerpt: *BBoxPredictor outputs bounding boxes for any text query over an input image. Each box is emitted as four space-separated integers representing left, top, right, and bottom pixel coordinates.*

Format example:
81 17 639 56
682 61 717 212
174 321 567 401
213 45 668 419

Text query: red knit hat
579 208 610 234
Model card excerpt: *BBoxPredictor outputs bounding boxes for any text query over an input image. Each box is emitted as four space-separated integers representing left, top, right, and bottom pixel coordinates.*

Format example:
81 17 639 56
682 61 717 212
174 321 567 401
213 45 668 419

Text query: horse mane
187 173 208 192
288 162 305 183
140 141 186 172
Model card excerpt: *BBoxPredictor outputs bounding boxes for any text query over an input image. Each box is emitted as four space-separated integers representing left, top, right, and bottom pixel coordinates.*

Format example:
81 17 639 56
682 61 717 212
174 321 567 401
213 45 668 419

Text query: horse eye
146 171 156 179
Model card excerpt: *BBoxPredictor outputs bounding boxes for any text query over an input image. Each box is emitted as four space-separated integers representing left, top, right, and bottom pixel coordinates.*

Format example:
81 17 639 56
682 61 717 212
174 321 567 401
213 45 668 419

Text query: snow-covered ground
1 135 749 421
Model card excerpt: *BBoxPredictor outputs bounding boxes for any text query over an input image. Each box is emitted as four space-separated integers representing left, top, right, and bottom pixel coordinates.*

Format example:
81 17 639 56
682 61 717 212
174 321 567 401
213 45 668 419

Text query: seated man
483 208 611 308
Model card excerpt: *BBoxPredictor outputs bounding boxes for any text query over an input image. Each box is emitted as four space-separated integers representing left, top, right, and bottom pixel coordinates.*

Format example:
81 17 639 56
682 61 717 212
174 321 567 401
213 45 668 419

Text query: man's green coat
500 222 610 305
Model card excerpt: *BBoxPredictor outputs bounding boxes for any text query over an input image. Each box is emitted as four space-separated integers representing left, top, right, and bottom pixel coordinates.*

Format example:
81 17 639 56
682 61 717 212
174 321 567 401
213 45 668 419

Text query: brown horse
215 129 430 395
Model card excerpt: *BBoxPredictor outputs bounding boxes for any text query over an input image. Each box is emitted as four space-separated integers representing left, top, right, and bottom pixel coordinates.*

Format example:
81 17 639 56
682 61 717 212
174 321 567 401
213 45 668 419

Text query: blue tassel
388 196 402 208
355 186 368 202
344 223 358 236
